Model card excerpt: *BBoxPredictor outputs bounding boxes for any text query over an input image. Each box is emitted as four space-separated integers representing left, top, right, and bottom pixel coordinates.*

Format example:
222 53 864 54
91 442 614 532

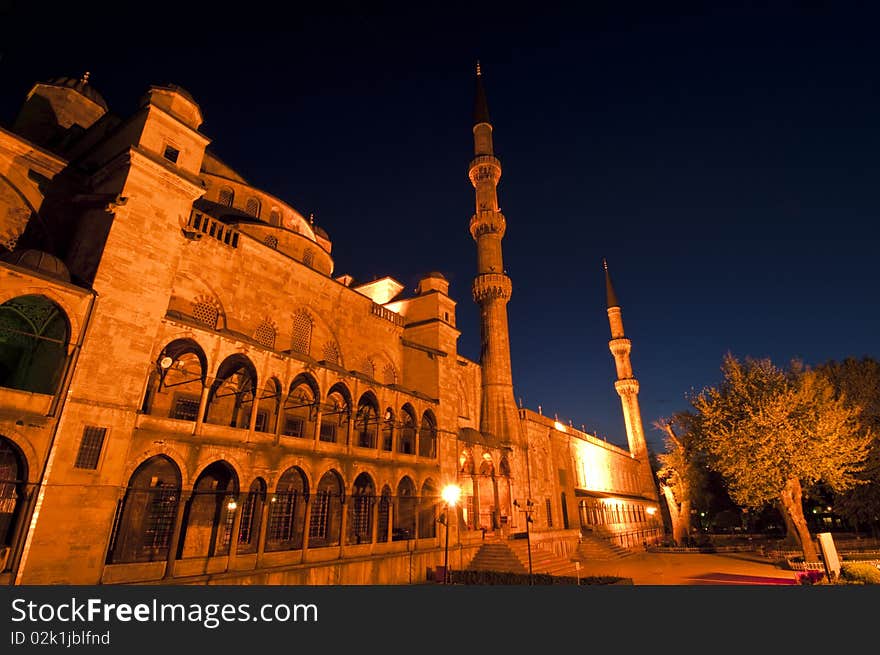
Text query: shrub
840 563 880 585
447 570 630 585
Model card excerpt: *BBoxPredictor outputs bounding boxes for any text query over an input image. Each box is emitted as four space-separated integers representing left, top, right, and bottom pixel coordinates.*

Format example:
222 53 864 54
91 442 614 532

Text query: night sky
2 2 879 452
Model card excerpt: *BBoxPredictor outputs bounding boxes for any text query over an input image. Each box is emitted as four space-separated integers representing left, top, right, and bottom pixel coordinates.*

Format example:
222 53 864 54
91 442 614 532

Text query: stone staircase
466 541 527 574
575 533 633 561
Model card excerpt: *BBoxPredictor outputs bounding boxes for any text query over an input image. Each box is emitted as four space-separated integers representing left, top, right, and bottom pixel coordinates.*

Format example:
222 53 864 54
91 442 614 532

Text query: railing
602 527 663 550
371 302 405 327
186 211 240 249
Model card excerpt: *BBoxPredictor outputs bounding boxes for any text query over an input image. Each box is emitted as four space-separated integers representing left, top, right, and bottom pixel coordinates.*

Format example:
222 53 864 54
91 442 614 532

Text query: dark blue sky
2 2 879 451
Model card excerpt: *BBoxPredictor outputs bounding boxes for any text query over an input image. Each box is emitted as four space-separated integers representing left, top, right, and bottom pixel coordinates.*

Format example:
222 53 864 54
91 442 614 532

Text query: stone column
163 492 191 579
255 496 271 569
193 384 211 436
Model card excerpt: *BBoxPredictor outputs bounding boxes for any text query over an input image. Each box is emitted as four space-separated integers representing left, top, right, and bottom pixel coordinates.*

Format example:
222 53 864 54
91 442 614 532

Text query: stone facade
0 71 659 585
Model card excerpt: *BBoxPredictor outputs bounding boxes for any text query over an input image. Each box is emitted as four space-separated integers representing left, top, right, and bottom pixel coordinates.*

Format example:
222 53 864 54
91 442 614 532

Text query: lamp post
513 498 534 585
441 484 461 584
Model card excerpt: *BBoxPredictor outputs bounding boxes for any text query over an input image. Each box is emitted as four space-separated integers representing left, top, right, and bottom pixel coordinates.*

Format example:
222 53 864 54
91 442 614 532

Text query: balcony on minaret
469 210 506 239
472 272 512 303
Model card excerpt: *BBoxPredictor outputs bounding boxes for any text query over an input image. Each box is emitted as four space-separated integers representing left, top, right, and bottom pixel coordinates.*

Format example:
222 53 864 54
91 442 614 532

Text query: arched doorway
179 461 239 558
0 437 28 571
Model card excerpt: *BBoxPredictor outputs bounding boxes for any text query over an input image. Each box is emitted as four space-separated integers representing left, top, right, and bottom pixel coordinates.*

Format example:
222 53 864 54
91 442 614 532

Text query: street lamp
441 484 461 584
513 498 535 585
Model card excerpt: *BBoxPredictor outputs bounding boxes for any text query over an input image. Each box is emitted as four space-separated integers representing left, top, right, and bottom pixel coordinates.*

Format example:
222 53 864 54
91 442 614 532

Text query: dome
46 74 108 110
1 249 71 282
313 225 329 239
424 271 447 280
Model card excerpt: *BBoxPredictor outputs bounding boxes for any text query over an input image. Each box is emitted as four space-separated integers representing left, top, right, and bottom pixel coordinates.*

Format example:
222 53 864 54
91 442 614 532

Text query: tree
818 357 880 536
689 354 871 562
653 415 703 545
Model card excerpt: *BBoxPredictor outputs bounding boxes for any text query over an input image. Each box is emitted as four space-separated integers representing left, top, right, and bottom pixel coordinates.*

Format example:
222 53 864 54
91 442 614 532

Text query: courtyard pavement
574 550 801 585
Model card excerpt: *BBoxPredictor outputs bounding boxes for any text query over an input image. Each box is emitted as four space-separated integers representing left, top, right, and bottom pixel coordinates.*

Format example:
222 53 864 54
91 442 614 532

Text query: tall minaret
604 259 656 497
469 63 523 447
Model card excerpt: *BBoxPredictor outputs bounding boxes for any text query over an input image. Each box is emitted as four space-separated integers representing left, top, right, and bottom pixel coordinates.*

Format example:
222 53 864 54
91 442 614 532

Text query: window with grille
219 187 234 207
245 197 261 217
255 410 270 433
284 417 305 437
268 491 298 542
545 498 553 528
192 301 219 329
74 426 106 469
303 248 315 268
263 235 279 249
254 321 276 349
361 358 375 379
319 421 337 443
171 395 200 421
309 491 330 540
144 484 177 552
269 209 281 226
322 342 339 364
291 311 312 355
352 495 371 541
382 364 396 385
238 492 258 545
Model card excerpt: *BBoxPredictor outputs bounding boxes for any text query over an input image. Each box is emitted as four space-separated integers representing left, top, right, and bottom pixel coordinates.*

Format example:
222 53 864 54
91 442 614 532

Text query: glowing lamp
646 506 656 516
441 484 461 507
553 421 566 432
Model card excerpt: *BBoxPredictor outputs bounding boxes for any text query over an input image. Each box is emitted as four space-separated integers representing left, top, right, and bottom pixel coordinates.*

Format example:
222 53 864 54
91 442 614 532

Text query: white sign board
817 532 841 579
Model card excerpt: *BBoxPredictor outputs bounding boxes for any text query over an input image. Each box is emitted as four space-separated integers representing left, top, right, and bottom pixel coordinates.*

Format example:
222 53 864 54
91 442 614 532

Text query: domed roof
45 73 108 110
313 225 329 239
0 249 71 282
424 271 447 280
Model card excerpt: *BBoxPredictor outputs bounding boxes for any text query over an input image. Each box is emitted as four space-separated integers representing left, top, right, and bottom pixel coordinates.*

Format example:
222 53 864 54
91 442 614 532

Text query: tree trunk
778 477 818 563
661 484 691 546
777 500 799 547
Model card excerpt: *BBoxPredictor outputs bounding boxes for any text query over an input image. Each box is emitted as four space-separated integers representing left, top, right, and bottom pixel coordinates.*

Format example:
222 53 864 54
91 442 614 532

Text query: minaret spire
468 66 521 450
604 263 656 500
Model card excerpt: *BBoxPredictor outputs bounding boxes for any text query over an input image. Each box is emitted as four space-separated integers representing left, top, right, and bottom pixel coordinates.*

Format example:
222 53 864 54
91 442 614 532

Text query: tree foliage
687 354 872 561
817 357 880 532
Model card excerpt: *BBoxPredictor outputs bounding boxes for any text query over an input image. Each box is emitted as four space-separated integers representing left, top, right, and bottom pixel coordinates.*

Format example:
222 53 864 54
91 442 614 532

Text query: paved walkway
574 551 800 585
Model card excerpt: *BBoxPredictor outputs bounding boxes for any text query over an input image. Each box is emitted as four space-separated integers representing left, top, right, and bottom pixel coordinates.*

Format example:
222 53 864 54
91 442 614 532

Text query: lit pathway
573 551 801 585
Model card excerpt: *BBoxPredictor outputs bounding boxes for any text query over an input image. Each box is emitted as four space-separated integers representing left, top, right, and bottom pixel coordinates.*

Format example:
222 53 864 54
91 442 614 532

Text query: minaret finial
476 60 482 76
309 213 314 226
81 71 91 84
604 259 619 309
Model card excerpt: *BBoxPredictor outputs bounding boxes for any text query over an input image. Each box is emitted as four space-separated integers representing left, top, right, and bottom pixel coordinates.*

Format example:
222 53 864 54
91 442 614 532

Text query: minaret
604 259 656 497
469 63 523 446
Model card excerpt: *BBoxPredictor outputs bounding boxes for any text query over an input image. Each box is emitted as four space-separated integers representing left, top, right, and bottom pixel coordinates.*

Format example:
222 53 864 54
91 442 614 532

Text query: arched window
0 437 28 565
266 467 308 552
499 455 511 477
309 470 343 547
361 358 375 379
255 377 281 433
393 476 416 541
263 235 278 249
237 478 266 554
291 310 312 356
320 384 350 443
321 341 339 365
561 492 570 530
302 248 315 268
253 321 276 349
107 456 181 564
382 364 396 385
376 485 392 543
269 208 281 226
419 479 437 538
191 300 219 329
418 411 437 458
479 453 494 476
179 461 239 558
142 338 207 419
397 405 416 455
459 449 475 474
245 197 261 218
282 374 318 438
355 393 379 448
381 408 394 451
218 187 234 207
347 472 375 545
0 295 70 394
204 355 257 428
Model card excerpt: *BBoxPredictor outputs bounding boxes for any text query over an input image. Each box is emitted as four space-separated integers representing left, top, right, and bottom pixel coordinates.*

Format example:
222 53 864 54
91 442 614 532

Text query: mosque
0 66 659 584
